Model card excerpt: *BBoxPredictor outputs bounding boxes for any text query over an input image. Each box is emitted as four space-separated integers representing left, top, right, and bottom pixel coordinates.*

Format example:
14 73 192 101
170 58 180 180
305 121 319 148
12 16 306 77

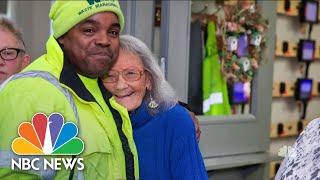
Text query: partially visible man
0 16 30 84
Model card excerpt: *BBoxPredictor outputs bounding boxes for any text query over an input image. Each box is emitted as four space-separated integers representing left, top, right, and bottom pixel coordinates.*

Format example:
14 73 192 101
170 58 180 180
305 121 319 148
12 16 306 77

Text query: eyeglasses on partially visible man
0 47 26 61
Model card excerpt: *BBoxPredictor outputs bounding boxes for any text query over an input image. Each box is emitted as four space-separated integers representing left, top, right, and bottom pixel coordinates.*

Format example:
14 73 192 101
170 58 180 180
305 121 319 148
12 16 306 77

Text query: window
0 0 7 14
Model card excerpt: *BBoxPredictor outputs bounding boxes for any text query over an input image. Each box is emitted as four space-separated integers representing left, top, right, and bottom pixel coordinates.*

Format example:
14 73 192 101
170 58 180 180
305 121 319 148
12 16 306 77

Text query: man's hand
178 101 202 142
188 111 201 142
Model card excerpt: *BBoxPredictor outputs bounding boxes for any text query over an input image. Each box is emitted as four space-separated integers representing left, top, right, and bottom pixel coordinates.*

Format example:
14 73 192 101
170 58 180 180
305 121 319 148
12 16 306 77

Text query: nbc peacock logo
12 112 84 155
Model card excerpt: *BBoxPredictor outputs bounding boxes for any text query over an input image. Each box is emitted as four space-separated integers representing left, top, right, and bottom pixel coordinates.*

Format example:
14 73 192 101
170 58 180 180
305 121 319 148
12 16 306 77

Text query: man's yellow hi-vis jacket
0 36 139 180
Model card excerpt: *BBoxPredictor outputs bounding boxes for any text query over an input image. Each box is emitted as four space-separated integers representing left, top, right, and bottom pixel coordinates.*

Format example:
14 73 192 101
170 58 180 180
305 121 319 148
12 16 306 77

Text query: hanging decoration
215 0 269 83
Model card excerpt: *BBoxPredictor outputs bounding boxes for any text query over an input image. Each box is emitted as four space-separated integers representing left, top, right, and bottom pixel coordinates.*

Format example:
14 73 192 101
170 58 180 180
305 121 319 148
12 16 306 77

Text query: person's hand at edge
178 101 201 142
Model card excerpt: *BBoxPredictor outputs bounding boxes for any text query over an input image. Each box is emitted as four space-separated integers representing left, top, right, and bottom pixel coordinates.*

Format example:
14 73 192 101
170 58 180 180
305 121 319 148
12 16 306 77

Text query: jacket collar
45 36 64 77
59 53 97 102
45 35 112 103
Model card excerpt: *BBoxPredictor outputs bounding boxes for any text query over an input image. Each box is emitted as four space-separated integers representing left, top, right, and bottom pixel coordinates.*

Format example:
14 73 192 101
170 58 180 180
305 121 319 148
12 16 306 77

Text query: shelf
277 0 299 17
272 80 319 98
270 119 312 138
275 39 320 59
277 0 320 21
269 160 282 179
275 40 298 58
272 81 295 97
268 153 285 178
204 152 269 171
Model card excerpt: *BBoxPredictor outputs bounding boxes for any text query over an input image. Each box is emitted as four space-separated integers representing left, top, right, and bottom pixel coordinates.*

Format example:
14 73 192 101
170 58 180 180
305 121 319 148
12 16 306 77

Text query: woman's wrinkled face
103 49 151 111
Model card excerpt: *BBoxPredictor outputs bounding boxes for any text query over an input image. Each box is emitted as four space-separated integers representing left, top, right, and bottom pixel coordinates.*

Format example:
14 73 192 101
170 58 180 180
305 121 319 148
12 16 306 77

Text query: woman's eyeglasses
104 69 145 83
0 48 25 61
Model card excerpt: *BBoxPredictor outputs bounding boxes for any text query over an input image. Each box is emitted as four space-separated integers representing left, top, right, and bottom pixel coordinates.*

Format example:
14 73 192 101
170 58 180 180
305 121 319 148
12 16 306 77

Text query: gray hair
120 35 177 115
0 15 25 48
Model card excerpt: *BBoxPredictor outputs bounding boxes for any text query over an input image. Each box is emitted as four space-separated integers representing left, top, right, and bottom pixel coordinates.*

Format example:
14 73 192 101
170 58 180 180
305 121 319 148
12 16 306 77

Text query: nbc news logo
11 113 84 171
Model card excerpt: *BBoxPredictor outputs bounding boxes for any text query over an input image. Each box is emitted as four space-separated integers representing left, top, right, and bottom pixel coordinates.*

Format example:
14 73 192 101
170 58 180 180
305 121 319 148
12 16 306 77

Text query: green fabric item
202 21 231 115
0 168 41 180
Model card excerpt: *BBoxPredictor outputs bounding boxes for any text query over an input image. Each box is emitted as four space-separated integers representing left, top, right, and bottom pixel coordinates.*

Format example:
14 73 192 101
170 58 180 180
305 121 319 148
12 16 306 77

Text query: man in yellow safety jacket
0 0 139 179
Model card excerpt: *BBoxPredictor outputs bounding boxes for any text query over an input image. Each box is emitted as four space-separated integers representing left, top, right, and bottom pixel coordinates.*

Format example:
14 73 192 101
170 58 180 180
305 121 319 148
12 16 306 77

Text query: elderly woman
103 35 207 179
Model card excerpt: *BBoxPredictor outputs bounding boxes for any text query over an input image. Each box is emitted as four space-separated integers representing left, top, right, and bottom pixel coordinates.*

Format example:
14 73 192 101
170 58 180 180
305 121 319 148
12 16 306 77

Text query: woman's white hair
120 35 177 115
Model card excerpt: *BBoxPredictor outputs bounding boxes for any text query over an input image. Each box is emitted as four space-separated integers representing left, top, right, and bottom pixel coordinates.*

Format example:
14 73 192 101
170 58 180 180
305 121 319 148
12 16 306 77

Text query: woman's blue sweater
130 103 208 180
